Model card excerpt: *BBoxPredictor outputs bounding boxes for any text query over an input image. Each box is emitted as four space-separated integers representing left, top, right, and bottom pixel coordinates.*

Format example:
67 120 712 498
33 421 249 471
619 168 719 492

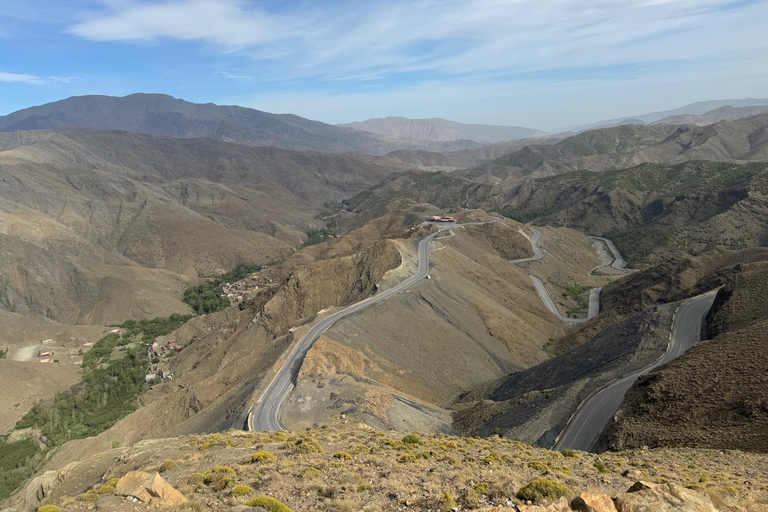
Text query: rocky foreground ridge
5 426 767 512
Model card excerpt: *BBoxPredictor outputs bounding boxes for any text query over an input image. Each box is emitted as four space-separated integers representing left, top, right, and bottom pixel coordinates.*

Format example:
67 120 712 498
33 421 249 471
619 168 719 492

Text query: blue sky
1 0 767 130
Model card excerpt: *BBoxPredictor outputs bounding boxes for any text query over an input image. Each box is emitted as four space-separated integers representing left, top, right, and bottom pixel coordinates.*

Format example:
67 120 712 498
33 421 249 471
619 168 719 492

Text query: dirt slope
0 128 411 324
7 426 768 512
460 113 768 186
0 361 82 434
281 219 607 432
606 260 768 452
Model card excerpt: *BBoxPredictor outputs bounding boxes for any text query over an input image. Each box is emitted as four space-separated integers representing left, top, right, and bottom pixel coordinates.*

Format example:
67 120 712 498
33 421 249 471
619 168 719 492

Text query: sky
1 0 767 130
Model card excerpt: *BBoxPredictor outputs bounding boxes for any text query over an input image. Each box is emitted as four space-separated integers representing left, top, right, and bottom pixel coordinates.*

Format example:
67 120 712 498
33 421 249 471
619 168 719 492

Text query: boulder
24 470 64 508
626 481 655 493
114 471 188 508
572 493 617 512
518 497 573 512
614 483 718 512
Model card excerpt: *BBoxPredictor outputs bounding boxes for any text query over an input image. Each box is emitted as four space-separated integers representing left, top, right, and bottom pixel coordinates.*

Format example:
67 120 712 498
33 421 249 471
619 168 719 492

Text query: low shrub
398 454 418 464
186 473 207 486
252 451 277 463
516 478 573 505
593 460 610 473
245 495 294 512
231 485 254 496
76 491 99 502
333 452 352 460
560 449 579 458
293 439 323 454
299 467 321 479
38 506 61 512
441 491 457 512
213 476 235 492
528 460 550 473
402 433 420 444
474 483 490 495
158 460 177 472
95 484 115 494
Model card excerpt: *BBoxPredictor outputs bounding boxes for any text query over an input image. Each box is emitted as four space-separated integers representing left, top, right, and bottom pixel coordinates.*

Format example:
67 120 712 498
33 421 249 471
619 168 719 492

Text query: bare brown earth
454 248 768 447
0 361 82 434
10 222 409 487
606 260 768 452
523 227 613 321
460 113 768 187
281 219 615 432
0 128 411 324
6 426 768 512
0 312 106 431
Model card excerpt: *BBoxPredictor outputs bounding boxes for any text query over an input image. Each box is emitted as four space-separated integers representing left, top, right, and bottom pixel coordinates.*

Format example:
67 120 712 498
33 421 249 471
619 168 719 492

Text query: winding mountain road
529 276 601 324
552 291 717 451
510 228 544 263
248 218 499 432
512 227 615 324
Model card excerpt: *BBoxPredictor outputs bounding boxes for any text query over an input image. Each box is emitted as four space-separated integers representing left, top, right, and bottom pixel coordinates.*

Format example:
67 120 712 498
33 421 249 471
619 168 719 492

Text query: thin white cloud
48 75 82 83
0 71 42 84
67 0 768 82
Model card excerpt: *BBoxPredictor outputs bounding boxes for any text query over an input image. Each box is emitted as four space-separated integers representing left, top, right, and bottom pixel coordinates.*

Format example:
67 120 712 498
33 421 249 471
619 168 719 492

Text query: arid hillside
502 161 768 264
340 161 768 266
339 116 546 143
284 217 559 432
455 248 768 447
6 426 768 512
606 259 768 452
459 113 768 186
0 128 409 324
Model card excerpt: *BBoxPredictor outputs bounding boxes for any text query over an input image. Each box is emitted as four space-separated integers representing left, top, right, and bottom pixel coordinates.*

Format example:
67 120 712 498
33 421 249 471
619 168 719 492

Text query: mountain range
566 97 768 132
0 94 483 155
339 116 547 143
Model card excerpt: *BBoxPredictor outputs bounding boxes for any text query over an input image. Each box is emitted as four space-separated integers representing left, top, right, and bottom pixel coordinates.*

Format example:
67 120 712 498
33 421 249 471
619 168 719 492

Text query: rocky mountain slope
570 97 768 131
606 259 768 452
339 116 546 143
341 160 768 266
0 94 483 155
455 247 768 447
7 426 767 512
460 113 768 186
652 105 768 126
500 161 768 264
284 216 565 432
0 128 408 324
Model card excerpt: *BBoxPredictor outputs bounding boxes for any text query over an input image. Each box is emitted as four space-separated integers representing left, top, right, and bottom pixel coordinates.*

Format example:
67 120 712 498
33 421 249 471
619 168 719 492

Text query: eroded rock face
23 462 77 510
114 471 187 508
614 483 718 512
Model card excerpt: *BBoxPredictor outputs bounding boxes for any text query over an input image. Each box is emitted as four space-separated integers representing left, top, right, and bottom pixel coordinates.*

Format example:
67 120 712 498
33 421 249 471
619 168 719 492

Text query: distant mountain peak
338 116 547 144
0 94 483 155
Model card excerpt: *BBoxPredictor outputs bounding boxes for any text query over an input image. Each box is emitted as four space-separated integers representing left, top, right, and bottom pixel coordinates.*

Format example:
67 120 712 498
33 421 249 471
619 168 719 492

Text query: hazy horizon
2 0 768 130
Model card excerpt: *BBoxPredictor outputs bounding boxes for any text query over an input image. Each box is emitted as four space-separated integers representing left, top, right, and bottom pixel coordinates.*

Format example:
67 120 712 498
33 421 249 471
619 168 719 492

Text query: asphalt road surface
513 227 604 324
510 228 544 263
248 218 499 432
591 236 632 271
552 291 717 452
530 275 600 324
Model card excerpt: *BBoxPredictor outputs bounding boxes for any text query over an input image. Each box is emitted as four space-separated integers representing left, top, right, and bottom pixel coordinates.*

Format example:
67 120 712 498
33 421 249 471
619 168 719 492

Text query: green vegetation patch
516 478 573 504
16 315 190 447
0 438 44 501
183 262 262 314
304 228 331 247
245 496 294 512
